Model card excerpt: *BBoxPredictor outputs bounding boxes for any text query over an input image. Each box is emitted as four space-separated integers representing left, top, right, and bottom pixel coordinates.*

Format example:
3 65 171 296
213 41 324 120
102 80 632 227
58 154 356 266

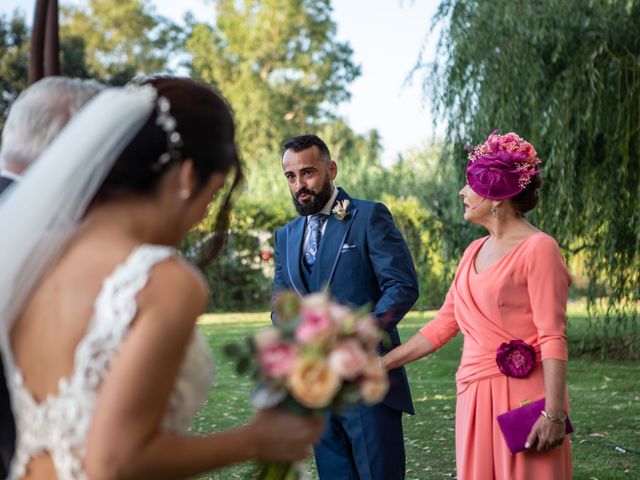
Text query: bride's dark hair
94 76 244 265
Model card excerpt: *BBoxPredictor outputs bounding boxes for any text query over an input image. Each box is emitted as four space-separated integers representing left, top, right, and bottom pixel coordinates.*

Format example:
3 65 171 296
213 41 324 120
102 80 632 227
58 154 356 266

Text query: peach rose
258 341 299 379
296 307 335 344
360 356 390 405
328 339 368 380
288 358 341 408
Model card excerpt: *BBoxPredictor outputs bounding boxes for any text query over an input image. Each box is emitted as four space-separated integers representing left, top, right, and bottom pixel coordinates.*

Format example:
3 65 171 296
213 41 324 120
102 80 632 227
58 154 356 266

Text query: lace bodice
3 245 214 480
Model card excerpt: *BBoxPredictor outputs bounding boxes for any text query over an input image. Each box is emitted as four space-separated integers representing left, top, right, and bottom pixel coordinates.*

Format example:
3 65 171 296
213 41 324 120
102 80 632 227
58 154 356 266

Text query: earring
179 189 191 200
491 207 500 220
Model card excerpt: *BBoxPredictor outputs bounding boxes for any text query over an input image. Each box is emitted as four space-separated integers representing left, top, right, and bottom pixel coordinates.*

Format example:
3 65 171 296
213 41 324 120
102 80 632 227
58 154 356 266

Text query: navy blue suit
273 187 418 480
0 176 16 478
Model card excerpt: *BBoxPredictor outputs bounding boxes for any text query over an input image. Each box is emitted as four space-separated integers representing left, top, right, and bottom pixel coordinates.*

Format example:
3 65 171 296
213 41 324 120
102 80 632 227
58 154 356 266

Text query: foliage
193 307 640 479
0 12 29 133
380 194 451 309
425 0 640 354
0 0 177 133
185 0 360 157
60 0 179 85
184 198 280 312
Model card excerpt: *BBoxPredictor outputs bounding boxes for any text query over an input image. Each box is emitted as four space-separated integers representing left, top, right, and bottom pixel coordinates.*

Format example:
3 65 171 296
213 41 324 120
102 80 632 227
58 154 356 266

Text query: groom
272 134 418 479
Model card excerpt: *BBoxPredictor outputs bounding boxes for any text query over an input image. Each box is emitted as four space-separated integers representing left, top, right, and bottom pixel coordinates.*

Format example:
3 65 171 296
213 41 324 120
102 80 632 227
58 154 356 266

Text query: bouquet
224 291 390 480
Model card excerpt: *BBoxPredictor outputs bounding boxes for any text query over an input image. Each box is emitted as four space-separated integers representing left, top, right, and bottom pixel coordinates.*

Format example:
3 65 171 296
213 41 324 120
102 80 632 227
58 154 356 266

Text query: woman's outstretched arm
382 331 435 371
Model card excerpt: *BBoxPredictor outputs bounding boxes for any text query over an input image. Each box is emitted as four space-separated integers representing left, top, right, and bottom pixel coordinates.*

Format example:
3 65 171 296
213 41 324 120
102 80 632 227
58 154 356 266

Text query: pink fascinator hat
466 131 542 200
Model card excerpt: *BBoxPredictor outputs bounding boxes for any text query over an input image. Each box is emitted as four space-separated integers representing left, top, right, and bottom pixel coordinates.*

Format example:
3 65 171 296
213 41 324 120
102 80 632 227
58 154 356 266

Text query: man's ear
328 160 338 181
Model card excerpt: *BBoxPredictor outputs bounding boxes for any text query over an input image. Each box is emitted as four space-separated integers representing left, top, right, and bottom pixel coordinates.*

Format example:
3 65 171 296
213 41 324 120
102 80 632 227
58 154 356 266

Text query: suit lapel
311 189 357 291
285 216 308 296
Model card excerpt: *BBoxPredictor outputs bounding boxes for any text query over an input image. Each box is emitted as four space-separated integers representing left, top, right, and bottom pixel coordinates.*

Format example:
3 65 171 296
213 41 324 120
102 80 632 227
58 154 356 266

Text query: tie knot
309 213 326 227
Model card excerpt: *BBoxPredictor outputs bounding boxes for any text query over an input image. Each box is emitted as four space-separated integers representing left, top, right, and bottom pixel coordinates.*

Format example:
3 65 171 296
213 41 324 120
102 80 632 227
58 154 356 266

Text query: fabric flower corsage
332 199 351 221
496 340 536 378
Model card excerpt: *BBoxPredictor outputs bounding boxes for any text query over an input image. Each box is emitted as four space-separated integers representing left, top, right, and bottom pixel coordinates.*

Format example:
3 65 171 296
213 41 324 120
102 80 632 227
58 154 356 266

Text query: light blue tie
304 214 325 267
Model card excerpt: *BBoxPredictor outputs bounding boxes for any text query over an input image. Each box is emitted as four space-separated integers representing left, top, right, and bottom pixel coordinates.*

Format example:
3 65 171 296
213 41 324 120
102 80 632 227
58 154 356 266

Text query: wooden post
28 0 60 85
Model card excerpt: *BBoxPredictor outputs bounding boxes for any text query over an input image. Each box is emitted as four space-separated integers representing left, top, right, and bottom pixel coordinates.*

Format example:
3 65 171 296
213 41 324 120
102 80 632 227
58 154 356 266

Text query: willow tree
185 0 360 157
425 0 640 356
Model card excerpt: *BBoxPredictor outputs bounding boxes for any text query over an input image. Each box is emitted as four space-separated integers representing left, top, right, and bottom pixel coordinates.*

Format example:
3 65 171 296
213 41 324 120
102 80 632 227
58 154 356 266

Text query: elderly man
0 76 104 477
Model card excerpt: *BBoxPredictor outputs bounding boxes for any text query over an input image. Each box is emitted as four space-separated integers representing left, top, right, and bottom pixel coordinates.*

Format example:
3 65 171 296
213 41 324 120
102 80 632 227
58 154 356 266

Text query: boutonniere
331 199 351 221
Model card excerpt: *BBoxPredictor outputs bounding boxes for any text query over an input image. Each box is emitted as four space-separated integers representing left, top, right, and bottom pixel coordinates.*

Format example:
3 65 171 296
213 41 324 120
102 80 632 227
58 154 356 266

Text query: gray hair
0 77 105 172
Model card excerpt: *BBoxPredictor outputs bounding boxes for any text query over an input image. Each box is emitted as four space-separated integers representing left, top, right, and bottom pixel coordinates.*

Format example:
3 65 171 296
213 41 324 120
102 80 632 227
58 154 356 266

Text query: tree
60 0 179 85
0 12 29 132
185 0 360 157
425 0 640 356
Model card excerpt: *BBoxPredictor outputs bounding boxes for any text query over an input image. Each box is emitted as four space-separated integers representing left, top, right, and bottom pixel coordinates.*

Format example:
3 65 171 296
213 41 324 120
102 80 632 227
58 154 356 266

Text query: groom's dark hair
283 134 331 163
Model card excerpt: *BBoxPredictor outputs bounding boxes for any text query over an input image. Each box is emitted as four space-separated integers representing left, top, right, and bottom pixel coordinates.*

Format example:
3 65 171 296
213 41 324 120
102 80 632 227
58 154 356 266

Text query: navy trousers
314 403 405 480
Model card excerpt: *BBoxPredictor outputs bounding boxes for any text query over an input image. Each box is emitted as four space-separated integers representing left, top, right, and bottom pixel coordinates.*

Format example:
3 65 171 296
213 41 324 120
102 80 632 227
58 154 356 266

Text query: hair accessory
466 131 542 200
152 95 183 172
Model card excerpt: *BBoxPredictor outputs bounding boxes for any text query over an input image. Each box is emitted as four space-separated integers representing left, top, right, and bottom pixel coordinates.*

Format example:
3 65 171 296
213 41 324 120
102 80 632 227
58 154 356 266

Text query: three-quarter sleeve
420 282 460 350
526 235 571 361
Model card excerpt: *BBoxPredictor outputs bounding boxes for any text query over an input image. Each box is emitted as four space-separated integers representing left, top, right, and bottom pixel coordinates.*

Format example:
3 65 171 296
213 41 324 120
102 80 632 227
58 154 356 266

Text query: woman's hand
525 414 566 452
381 332 435 371
248 409 325 463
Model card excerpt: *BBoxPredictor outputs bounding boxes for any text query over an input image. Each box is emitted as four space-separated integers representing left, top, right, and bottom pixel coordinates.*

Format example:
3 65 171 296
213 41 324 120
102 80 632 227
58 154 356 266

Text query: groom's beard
292 179 333 216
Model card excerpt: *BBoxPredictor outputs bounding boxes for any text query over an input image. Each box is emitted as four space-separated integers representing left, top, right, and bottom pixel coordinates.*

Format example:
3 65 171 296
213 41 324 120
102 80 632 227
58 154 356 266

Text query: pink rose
497 133 522 153
258 341 299 379
518 142 537 162
296 307 334 344
501 132 523 143
328 339 368 380
288 358 341 408
360 356 389 405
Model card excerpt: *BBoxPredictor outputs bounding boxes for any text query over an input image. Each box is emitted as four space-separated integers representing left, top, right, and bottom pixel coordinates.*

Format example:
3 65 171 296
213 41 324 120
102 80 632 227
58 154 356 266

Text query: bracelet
541 409 567 424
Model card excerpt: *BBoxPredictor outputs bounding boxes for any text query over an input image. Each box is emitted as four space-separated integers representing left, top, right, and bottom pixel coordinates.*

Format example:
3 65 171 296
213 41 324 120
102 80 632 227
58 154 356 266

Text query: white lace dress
3 244 214 480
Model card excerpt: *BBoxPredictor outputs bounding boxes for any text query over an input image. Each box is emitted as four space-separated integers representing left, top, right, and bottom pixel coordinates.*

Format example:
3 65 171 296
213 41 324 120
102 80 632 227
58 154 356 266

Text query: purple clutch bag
496 398 573 454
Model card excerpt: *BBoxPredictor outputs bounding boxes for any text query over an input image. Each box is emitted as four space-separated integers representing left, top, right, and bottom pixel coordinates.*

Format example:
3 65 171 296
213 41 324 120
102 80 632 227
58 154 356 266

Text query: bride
0 76 324 479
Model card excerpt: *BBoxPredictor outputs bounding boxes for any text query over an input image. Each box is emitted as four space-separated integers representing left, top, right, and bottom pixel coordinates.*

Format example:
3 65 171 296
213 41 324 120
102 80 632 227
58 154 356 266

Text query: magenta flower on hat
466 131 542 200
496 339 536 378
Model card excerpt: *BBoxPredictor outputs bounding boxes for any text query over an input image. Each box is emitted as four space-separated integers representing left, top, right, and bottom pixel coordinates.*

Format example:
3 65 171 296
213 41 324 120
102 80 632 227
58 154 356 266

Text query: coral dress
420 232 572 480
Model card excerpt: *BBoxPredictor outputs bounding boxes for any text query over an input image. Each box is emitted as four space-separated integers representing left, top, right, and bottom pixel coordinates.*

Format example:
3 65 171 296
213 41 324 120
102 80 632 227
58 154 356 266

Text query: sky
1 0 442 164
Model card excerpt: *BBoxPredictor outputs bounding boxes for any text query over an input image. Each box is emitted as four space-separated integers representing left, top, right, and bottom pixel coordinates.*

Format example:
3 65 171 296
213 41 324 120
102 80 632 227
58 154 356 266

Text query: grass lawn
192 305 640 479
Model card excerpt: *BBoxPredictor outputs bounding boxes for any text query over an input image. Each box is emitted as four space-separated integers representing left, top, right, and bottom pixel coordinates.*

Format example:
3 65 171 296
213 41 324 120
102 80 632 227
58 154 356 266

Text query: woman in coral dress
383 131 572 479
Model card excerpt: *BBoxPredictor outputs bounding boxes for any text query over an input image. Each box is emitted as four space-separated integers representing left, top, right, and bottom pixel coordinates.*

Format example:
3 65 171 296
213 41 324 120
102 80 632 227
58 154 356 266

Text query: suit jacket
0 176 13 195
272 187 418 414
0 175 16 477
